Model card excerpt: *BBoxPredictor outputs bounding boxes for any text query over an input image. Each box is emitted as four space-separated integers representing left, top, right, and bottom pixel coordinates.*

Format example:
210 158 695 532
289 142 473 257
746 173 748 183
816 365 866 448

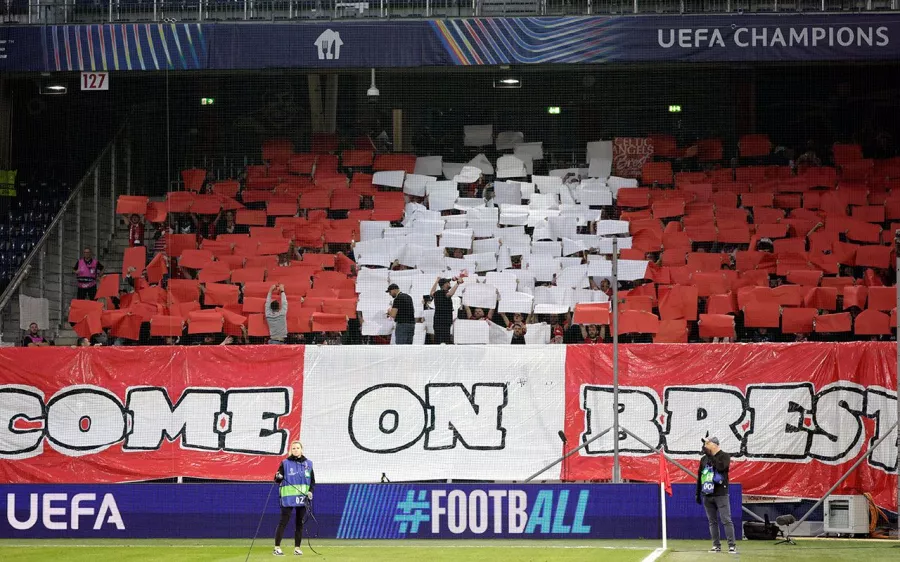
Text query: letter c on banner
348 384 427 453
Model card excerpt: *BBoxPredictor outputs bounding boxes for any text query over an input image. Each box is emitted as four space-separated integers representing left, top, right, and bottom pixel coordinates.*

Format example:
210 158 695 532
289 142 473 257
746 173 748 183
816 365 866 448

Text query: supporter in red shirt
128 214 145 247
580 324 605 344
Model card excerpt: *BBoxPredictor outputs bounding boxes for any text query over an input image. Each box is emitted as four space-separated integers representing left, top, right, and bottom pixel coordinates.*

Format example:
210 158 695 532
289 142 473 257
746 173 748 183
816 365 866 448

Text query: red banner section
0 346 304 483
564 343 898 511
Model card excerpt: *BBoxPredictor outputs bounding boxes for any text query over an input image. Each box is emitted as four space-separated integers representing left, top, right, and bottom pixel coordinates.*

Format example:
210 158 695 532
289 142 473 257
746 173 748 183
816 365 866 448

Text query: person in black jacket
696 436 736 554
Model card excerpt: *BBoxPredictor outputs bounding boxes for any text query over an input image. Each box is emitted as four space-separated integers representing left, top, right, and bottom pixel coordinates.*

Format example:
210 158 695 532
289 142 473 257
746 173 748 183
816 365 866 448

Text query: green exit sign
668 104 681 113
201 97 215 106
547 106 561 115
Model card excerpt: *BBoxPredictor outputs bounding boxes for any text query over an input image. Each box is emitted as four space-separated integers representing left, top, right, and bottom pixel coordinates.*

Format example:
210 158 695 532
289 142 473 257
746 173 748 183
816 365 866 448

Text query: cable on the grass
245 481 277 562
303 496 321 555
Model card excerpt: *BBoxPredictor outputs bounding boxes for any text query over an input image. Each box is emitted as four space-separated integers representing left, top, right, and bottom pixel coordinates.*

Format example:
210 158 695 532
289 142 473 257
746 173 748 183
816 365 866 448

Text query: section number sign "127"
81 72 109 91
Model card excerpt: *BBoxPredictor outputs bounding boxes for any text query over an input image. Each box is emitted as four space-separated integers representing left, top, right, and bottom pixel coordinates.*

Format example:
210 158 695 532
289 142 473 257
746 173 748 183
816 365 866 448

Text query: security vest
76 259 100 289
279 457 313 507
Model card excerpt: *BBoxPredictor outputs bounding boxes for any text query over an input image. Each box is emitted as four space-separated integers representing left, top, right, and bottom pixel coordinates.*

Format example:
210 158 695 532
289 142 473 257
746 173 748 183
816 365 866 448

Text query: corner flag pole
660 481 668 550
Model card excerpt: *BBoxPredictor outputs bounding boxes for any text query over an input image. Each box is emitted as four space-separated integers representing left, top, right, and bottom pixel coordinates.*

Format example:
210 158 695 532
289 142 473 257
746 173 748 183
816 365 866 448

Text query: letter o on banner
348 384 427 453
46 389 126 454
447 490 467 534
469 490 489 534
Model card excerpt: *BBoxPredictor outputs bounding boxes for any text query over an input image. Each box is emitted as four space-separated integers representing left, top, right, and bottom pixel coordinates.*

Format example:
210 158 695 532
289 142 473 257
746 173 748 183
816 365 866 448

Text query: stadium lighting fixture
494 77 522 89
40 73 67 95
367 68 380 102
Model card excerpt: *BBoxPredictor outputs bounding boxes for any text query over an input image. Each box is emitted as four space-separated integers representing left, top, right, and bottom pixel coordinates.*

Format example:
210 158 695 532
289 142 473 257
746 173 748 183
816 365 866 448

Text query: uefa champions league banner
0 482 741 539
4 14 900 71
0 344 896 511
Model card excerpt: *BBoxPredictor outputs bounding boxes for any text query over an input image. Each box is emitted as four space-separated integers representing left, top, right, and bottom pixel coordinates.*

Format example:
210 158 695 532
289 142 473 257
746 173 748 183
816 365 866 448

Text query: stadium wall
0 343 896 510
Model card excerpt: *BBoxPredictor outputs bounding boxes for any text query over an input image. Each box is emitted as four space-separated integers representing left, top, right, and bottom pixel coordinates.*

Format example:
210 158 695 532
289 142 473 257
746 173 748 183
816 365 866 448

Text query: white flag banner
372 170 405 188
586 140 613 164
464 252 498 273
596 220 631 236
453 319 491 345
595 236 634 254
426 180 458 195
461 282 498 309
532 175 563 193
468 153 495 175
469 219 498 239
495 156 528 179
484 271 518 295
498 291 534 314
588 157 612 180
534 303 571 315
427 189 458 213
360 221 390 241
403 174 435 196
396 244 424 268
556 265 589 289
549 216 577 240
496 131 525 151
494 181 524 206
301 346 566 481
608 176 640 197
360 317 395 336
417 248 447 272
415 156 443 176
587 258 613 278
514 141 544 161
575 187 613 206
442 162 465 180
463 125 493 147
618 260 651 282
411 220 444 235
524 323 552 344
443 216 469 230
472 237 501 255
439 229 474 250
489 322 515 345
356 268 391 294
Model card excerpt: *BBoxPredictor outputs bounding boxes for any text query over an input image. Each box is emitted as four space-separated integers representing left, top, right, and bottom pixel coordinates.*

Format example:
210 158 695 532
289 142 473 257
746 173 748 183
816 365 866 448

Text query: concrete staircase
0 133 129 347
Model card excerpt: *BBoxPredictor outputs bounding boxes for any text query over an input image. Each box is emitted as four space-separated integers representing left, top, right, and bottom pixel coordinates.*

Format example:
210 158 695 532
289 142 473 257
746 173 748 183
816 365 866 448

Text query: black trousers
77 286 97 300
275 505 306 547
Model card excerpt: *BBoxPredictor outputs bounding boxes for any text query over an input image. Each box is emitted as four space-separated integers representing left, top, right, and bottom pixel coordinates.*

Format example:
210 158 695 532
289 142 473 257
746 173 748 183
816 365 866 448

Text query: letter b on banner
581 386 661 454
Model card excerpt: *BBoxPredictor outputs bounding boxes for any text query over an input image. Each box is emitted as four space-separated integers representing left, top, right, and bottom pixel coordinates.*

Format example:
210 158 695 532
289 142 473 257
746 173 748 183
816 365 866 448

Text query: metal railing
2 0 897 24
0 124 130 344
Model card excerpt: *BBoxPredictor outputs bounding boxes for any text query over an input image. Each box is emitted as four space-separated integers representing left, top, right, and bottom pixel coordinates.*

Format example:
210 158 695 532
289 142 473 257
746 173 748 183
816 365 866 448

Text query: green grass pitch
0 538 897 561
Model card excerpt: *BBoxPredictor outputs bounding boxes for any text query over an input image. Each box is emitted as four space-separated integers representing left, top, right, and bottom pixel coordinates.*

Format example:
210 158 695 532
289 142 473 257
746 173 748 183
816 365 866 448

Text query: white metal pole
660 482 668 550
612 237 620 483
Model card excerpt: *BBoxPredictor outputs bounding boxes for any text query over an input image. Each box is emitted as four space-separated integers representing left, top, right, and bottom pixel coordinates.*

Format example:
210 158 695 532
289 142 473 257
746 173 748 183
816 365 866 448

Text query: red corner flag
658 452 673 496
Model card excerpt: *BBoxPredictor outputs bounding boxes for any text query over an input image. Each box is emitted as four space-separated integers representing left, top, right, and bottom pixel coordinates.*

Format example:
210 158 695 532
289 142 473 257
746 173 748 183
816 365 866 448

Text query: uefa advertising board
0 483 740 539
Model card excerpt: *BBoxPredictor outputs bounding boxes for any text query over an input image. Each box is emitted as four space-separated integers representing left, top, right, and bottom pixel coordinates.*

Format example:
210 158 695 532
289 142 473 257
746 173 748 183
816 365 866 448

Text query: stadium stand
52 134 900 347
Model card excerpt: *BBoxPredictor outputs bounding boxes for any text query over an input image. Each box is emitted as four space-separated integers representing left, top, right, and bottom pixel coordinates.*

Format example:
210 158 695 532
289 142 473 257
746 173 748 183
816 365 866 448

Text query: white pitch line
641 547 667 562
0 543 654 550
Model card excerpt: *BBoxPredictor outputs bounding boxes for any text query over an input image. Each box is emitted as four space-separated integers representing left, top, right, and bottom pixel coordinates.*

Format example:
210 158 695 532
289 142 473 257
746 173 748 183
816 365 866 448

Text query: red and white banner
0 344 896 510
0 346 303 482
613 137 654 179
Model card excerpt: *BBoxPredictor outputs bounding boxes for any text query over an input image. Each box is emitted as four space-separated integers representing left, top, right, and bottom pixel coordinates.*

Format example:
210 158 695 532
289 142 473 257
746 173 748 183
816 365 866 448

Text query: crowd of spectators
19 134 900 347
